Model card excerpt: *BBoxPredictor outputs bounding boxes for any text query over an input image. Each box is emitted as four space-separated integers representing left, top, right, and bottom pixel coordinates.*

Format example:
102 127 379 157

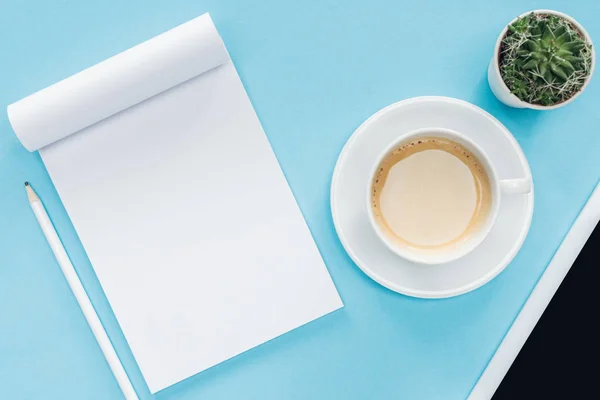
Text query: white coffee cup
367 127 531 264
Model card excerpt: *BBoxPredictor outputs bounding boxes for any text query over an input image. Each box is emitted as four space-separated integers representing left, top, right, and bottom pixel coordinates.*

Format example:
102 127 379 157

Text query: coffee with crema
371 137 492 251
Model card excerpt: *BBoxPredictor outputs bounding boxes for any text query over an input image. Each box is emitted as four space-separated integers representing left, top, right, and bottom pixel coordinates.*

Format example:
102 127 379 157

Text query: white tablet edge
467 181 600 400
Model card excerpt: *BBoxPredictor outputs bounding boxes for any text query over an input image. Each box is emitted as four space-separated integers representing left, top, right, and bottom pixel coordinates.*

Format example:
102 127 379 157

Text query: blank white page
9 14 342 393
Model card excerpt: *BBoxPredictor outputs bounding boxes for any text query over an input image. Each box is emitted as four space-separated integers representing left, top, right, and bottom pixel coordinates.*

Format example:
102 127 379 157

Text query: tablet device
469 183 600 399
493 222 598 398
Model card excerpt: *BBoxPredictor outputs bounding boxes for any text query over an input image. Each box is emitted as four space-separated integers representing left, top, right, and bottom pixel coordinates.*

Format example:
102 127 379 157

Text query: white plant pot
488 9 596 110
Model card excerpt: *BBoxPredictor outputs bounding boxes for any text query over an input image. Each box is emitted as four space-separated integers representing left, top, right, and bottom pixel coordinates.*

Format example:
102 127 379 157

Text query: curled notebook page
8 13 229 151
8 13 343 393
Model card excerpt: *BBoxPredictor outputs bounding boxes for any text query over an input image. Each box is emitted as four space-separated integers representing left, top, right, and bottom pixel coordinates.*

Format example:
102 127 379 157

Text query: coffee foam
371 137 492 251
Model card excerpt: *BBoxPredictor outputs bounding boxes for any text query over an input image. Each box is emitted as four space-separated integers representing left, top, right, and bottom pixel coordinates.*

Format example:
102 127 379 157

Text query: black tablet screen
493 223 599 399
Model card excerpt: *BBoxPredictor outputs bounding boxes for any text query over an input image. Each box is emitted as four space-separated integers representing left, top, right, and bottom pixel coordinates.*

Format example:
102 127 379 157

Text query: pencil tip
24 181 39 203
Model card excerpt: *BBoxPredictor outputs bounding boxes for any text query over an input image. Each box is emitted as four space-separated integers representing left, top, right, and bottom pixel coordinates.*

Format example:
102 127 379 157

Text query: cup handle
499 178 532 195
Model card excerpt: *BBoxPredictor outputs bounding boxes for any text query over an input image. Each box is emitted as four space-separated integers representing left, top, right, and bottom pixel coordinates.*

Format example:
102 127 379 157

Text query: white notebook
8 14 342 393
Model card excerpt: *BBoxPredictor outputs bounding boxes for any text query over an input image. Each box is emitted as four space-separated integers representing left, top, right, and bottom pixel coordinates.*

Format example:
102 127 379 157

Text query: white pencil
25 182 139 400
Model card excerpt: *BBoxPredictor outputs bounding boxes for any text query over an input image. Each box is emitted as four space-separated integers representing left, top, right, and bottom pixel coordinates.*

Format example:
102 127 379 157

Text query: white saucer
331 97 534 298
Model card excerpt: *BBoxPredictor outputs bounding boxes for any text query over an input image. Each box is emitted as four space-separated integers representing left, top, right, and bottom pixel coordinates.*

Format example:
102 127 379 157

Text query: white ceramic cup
367 127 532 265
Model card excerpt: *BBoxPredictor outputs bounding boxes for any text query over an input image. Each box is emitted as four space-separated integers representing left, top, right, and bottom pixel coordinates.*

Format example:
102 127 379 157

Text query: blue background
1 1 599 399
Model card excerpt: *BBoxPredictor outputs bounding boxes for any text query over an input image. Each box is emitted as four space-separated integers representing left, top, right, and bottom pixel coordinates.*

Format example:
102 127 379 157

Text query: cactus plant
500 13 593 106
